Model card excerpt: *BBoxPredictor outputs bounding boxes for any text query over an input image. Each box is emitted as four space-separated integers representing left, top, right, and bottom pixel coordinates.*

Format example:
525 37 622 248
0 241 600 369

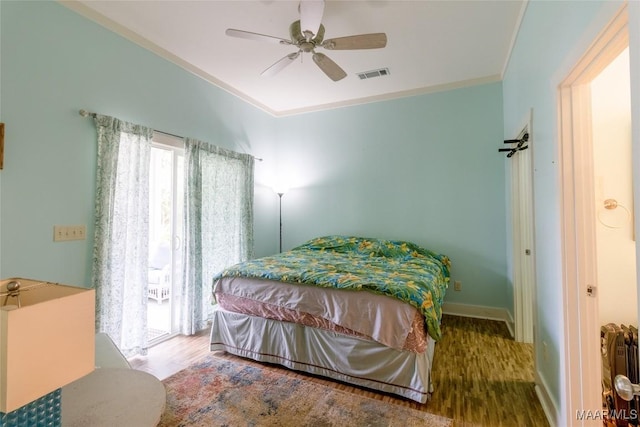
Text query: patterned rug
159 354 453 427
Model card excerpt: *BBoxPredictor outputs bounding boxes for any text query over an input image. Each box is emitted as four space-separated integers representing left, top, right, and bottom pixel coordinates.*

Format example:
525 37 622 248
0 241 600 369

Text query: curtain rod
79 109 263 161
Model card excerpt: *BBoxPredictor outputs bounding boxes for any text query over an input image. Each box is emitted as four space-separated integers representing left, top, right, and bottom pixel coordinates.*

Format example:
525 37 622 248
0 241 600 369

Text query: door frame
559 5 628 426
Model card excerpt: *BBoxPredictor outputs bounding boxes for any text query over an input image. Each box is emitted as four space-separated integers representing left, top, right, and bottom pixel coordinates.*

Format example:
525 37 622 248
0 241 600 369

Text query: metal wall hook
499 133 530 158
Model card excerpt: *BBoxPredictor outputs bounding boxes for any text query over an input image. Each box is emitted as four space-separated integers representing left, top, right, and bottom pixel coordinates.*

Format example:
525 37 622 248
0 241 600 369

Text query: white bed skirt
209 306 435 403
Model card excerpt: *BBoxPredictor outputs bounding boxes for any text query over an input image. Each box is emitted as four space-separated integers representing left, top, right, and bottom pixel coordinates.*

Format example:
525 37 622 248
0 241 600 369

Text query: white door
510 122 536 344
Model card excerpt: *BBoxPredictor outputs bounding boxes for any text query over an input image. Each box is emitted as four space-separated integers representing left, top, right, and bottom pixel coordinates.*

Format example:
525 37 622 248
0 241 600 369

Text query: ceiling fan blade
299 0 325 38
261 51 301 77
322 33 387 50
312 52 347 81
226 28 292 45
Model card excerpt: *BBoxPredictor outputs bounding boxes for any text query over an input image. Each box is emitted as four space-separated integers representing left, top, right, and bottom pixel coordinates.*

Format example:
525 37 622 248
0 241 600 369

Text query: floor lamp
274 187 288 252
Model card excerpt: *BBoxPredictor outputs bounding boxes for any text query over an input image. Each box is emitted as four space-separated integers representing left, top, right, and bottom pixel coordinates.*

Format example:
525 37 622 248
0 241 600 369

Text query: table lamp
0 278 95 426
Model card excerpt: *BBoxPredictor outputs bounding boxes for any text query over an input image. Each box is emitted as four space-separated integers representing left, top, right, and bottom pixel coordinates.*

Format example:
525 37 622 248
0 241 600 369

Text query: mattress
209 306 435 403
213 235 451 341
209 235 450 403
214 276 429 352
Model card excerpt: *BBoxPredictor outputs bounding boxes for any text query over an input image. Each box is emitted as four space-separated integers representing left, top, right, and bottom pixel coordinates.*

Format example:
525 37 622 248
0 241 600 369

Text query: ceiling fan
225 0 387 82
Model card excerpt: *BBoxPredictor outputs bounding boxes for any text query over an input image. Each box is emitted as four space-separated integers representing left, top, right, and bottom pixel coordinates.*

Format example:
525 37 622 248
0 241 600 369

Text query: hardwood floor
129 330 211 380
128 315 549 427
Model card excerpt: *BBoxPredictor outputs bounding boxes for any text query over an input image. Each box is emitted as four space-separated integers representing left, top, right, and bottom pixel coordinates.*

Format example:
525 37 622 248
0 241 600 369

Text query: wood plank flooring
128 314 549 427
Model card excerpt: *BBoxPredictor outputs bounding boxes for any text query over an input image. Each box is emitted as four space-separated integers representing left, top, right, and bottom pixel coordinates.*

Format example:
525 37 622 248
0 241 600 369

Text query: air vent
356 68 390 80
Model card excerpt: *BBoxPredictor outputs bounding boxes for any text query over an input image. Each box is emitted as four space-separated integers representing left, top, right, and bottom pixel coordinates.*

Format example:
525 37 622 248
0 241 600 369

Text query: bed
209 235 450 403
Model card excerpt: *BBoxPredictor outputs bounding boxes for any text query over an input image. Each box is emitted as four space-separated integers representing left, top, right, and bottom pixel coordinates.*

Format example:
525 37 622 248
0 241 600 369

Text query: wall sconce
0 278 95 426
273 186 289 252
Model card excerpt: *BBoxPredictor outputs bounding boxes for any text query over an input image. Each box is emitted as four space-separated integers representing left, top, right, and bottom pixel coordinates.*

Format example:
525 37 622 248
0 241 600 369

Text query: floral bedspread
213 235 451 341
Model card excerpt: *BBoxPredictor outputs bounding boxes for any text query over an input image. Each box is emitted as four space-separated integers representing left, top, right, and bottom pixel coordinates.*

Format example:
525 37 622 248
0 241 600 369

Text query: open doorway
591 47 636 327
559 4 631 425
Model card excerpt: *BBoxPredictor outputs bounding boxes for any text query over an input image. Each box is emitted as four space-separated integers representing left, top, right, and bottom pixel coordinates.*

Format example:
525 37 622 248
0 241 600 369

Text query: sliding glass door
147 138 184 344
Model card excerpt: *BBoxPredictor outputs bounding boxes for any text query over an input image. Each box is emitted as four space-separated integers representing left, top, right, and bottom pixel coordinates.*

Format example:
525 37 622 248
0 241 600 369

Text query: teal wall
0 0 509 311
502 0 628 420
0 1 277 286
5 0 638 423
275 84 508 309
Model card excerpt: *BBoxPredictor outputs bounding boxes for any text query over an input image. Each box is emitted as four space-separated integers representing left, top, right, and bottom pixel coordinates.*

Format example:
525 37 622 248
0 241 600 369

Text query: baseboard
442 302 514 337
505 310 515 338
534 369 558 427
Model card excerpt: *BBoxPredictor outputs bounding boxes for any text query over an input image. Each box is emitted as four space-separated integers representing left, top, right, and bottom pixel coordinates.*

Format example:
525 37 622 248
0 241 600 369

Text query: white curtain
92 114 153 357
181 138 254 335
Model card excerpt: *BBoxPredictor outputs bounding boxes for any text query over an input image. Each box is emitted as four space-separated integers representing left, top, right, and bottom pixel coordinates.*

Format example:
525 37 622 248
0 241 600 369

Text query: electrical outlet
454 281 462 291
53 225 87 242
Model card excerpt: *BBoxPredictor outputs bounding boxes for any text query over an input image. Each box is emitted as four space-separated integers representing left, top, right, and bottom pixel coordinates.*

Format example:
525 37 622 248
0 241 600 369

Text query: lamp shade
0 278 95 413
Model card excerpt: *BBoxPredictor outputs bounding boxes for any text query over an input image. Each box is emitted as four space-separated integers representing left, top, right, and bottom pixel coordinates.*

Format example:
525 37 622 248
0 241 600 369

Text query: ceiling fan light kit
226 0 387 82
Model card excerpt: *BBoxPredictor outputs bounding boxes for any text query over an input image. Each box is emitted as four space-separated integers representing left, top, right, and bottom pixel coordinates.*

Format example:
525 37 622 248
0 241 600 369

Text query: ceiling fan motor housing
290 20 325 51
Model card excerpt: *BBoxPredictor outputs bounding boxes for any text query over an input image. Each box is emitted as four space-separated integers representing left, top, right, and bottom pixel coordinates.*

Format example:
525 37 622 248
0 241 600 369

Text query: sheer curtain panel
92 115 153 357
182 138 254 335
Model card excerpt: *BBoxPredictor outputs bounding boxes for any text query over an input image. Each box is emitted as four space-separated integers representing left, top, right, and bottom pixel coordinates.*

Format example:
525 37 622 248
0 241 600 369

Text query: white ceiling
63 0 526 116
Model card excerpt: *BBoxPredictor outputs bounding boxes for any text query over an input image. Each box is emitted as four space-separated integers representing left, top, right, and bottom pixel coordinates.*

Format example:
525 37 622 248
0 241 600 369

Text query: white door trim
559 5 628 426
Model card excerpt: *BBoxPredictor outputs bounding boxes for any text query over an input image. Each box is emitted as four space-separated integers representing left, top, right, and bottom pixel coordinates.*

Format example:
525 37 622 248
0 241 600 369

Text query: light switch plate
53 225 86 242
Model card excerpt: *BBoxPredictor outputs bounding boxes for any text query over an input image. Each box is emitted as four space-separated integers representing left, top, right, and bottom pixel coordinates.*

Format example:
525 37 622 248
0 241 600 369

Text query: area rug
159 354 453 427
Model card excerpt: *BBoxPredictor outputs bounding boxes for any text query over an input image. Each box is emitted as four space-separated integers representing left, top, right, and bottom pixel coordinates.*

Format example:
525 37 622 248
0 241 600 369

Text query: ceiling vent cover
357 68 390 80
